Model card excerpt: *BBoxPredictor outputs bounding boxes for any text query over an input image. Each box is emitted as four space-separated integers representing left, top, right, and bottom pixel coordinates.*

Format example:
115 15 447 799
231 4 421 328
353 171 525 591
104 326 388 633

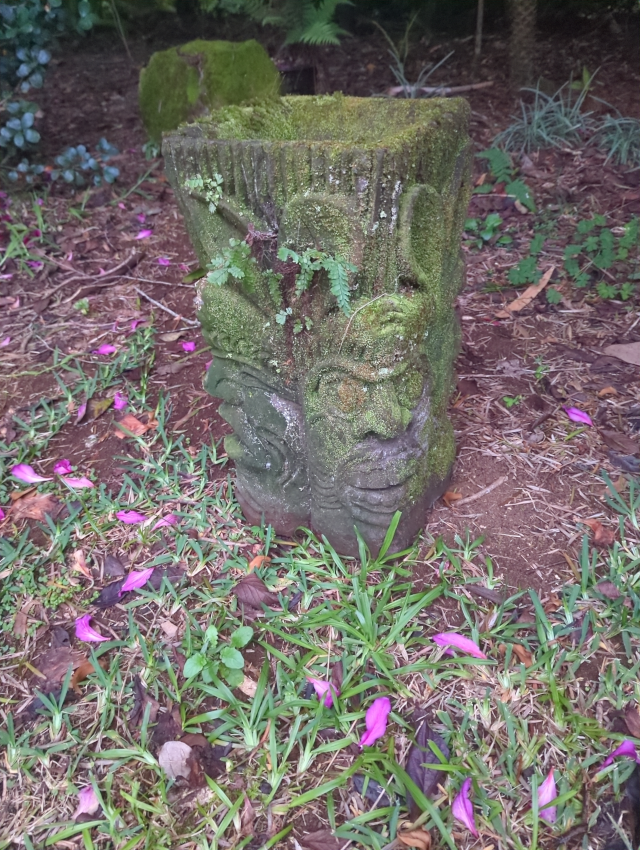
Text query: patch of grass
495 85 594 153
1 356 639 848
593 114 640 168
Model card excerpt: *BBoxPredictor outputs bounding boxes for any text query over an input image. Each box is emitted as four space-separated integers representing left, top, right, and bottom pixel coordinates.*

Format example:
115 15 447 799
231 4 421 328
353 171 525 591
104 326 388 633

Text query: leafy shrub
476 147 535 212
495 85 594 153
563 215 638 299
593 114 640 167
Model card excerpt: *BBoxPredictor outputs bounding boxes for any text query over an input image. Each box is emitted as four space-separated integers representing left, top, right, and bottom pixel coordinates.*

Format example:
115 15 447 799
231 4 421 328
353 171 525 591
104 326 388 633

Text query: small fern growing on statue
206 239 253 288
278 246 356 315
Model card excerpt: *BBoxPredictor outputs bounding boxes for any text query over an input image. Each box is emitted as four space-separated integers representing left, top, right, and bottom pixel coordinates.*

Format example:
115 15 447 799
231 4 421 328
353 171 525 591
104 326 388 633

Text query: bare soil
2 19 639 595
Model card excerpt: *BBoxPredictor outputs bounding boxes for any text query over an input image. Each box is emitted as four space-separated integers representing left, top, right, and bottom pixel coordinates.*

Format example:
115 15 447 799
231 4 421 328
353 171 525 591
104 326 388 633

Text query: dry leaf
512 644 534 667
233 573 279 610
405 713 449 819
129 675 160 726
495 266 555 318
72 549 92 579
603 341 640 367
298 830 344 850
599 429 639 456
240 793 255 835
70 659 102 693
114 413 150 439
87 397 113 420
160 620 179 639
103 553 126 578
158 740 192 779
12 493 62 522
597 386 618 398
397 828 432 849
158 331 186 342
248 554 271 572
13 610 28 637
237 676 258 698
624 703 640 738
443 490 462 507
595 580 621 600
583 519 616 547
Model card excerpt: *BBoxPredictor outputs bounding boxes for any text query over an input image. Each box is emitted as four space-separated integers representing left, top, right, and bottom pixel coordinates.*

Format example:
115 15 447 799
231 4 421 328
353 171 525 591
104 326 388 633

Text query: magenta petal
0 508 5 521
135 229 152 239
119 567 154 595
53 459 73 476
152 513 177 530
307 677 339 708
359 696 391 747
432 632 487 659
136 213 146 223
205 360 212 370
113 392 128 410
11 463 52 484
63 476 95 489
93 344 117 356
130 319 144 332
602 739 640 769
452 778 479 837
75 614 109 643
116 510 147 524
77 402 87 422
0 336 10 346
563 406 593 427
182 341 196 352
157 257 171 266
538 770 557 824
73 785 100 819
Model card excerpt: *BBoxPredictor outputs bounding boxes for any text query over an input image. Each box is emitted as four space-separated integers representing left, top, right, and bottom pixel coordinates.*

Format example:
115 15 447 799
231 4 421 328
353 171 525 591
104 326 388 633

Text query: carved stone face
206 355 310 535
164 95 472 554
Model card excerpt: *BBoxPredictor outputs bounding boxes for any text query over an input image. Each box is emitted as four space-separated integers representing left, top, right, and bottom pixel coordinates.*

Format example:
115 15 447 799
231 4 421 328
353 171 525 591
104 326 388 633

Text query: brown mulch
1 21 639 593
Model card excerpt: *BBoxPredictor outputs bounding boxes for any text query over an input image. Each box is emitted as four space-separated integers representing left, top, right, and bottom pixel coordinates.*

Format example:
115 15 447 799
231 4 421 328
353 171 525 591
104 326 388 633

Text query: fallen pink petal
452 778 479 837
75 614 109 643
11 463 52 484
136 213 146 223
130 319 144 332
563 406 593 427
63 476 95 489
538 770 557 823
601 739 640 769
116 510 147 524
152 513 177 530
118 202 126 210
0 508 5 521
307 676 340 708
135 229 152 239
205 360 212 370
120 567 154 595
157 257 171 266
179 263 189 272
432 632 487 660
113 392 128 410
0 336 10 346
359 696 391 747
93 344 117 356
182 341 196 352
77 402 87 422
73 785 100 819
53 459 73 475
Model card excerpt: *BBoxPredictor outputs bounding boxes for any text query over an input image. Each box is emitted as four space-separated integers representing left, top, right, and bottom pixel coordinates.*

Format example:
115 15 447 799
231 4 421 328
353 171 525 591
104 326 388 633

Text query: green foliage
593 115 640 167
206 238 253 288
464 213 511 249
278 246 357 316
229 0 351 46
502 395 522 408
563 215 638 299
186 172 223 213
183 622 253 688
495 85 594 154
476 148 536 212
546 287 563 305
508 255 541 287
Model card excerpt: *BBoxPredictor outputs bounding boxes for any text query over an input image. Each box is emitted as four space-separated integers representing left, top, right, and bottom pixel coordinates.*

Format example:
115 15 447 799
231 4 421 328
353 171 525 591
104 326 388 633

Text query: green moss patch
139 39 280 144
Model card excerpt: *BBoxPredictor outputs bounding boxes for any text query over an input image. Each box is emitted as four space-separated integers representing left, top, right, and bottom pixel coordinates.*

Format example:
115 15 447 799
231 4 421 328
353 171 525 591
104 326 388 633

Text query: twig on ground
455 475 508 507
133 286 199 326
386 81 494 97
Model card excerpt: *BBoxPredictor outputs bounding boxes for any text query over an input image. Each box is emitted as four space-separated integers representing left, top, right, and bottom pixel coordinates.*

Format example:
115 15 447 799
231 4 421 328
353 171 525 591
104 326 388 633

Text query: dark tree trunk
508 0 537 88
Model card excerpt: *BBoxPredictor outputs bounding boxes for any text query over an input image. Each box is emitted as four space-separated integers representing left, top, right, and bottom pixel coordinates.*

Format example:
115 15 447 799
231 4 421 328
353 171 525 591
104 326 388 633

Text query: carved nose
359 385 411 440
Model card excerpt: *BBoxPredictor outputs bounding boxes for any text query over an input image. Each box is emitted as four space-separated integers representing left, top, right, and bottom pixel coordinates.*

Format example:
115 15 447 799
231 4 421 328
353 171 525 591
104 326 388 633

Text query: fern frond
324 256 353 315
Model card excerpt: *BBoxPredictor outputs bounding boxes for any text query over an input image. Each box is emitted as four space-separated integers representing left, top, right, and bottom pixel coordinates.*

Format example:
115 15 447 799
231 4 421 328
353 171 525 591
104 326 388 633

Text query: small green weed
476 147 536 212
502 395 522 408
464 213 511 249
563 215 638 298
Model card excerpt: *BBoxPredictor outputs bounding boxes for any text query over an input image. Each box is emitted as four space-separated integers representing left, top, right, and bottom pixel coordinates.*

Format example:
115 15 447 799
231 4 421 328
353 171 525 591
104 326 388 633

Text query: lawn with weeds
1 360 640 849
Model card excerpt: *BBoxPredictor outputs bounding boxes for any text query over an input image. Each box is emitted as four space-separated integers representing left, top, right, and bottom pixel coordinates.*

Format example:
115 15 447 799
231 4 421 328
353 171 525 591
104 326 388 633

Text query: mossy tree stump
164 95 472 556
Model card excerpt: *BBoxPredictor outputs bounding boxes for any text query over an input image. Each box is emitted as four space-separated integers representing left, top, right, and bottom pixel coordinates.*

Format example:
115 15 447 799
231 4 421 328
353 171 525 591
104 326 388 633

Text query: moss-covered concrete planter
139 40 280 144
164 95 472 555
